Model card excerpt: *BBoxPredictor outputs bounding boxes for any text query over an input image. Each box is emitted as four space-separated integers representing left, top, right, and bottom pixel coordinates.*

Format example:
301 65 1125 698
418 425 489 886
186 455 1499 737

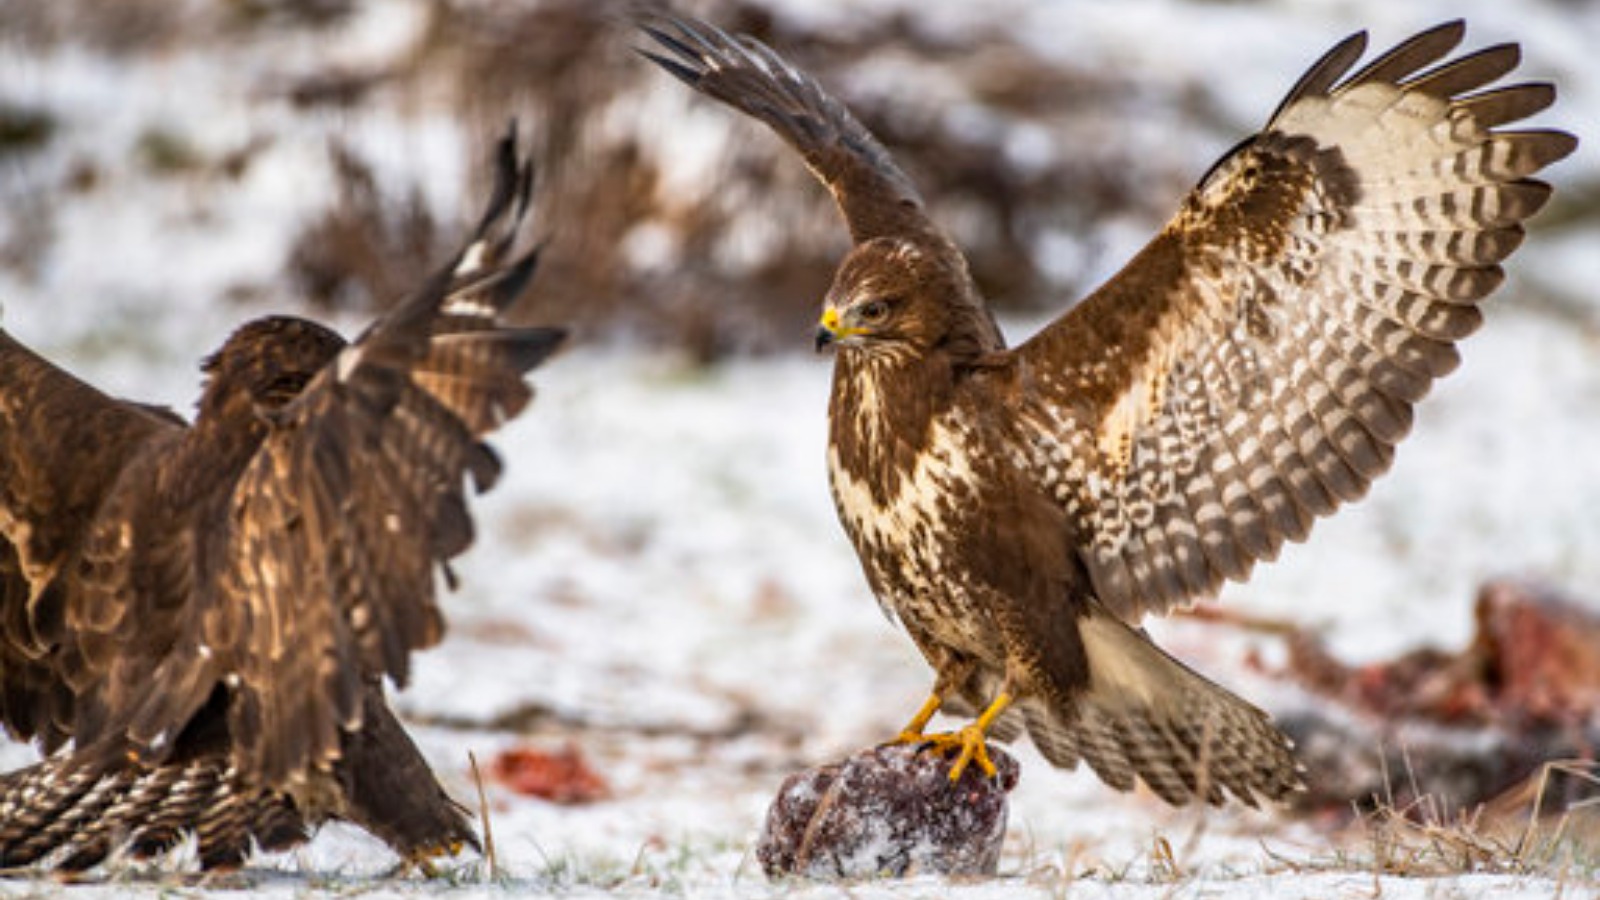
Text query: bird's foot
913 690 1012 781
888 728 929 747
394 839 468 878
886 693 945 747
916 725 998 781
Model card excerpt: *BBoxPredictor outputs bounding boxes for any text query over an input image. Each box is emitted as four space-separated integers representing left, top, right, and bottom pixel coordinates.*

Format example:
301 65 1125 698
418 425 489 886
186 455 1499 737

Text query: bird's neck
828 348 953 496
161 405 269 508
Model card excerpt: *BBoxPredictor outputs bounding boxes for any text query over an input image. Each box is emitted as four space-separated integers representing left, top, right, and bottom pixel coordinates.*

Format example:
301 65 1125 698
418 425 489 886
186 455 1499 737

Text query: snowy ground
1 0 1598 897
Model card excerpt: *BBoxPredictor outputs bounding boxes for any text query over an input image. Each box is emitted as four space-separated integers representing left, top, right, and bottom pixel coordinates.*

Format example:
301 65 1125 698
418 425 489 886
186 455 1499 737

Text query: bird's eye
859 300 890 323
262 371 311 405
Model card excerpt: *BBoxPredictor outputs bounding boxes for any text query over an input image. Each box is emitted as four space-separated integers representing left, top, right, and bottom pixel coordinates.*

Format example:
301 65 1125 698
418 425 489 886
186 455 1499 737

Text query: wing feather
221 284 562 786
0 333 184 749
107 128 564 786
1399 43 1520 96
638 14 932 245
1003 23 1574 619
1341 20 1465 89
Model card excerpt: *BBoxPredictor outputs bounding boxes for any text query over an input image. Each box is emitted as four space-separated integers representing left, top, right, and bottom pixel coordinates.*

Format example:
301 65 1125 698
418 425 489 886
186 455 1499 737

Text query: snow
1 0 1598 896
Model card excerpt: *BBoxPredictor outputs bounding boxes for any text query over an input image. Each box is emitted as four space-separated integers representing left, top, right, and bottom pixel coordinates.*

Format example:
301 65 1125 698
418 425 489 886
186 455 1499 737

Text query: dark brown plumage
643 17 1576 806
0 127 567 871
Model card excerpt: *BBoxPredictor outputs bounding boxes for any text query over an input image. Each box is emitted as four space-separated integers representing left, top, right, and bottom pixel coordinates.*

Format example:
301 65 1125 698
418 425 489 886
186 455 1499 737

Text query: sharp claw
397 839 469 878
906 726 998 781
894 692 1006 780
944 725 997 782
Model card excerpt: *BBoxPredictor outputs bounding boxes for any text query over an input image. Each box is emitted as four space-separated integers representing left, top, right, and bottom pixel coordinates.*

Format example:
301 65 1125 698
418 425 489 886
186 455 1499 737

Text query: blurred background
4 0 1594 361
0 0 1597 880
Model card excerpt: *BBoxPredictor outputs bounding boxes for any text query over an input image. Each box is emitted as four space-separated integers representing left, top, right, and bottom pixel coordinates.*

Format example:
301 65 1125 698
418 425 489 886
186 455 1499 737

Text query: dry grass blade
1354 755 1600 878
1509 759 1600 871
469 751 500 882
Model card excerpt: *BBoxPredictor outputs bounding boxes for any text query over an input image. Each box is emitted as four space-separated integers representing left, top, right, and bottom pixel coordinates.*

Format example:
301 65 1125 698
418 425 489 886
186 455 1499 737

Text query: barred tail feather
0 752 306 872
1024 606 1303 807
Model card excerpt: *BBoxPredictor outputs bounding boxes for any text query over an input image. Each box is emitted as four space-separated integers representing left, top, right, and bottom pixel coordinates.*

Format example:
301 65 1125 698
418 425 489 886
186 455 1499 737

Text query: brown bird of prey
0 128 566 870
642 17 1575 805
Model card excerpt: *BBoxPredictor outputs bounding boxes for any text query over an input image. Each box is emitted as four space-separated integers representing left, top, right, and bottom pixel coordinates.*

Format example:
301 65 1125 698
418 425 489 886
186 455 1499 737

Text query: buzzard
642 18 1576 805
0 128 567 870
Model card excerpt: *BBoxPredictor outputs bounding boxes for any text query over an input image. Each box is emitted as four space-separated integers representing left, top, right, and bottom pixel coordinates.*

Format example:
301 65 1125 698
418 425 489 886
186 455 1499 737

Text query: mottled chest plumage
826 396 1003 655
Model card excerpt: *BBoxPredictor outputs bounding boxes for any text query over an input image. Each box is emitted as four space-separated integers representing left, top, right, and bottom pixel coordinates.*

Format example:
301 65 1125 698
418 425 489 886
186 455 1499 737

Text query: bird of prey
642 17 1576 805
0 127 566 870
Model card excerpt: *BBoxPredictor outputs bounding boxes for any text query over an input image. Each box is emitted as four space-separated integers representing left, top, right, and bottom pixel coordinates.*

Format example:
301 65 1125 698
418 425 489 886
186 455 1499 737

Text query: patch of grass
1351 758 1599 879
1258 758 1600 888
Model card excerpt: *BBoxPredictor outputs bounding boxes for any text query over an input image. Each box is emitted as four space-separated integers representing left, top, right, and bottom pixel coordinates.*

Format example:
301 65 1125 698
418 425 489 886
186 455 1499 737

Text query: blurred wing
0 331 183 747
1005 21 1574 620
639 14 932 244
208 129 567 785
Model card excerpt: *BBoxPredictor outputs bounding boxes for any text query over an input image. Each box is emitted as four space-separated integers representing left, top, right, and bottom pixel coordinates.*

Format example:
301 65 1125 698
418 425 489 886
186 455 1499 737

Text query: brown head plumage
197 316 346 421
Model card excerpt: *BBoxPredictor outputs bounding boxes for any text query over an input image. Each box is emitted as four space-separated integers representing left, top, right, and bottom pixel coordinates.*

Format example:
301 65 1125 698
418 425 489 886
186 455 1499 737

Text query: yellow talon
399 839 466 878
890 690 1013 780
913 725 998 781
945 724 999 781
926 691 1014 781
890 693 944 745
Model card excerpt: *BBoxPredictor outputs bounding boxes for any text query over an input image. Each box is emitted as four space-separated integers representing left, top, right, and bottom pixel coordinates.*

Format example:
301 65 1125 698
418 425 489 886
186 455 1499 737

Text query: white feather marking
336 344 363 383
829 420 976 552
442 292 497 318
454 241 487 277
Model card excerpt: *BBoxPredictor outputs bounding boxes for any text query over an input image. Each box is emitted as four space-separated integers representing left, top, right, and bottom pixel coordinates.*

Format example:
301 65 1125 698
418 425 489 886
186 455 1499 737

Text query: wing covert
0 332 183 748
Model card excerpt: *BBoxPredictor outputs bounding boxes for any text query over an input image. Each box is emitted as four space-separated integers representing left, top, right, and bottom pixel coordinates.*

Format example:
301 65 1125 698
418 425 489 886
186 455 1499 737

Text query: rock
756 742 1019 880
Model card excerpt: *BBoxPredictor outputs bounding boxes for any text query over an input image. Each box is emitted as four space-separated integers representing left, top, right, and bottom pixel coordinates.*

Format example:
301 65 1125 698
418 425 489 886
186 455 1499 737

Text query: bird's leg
887 653 975 745
893 658 1013 780
890 693 944 745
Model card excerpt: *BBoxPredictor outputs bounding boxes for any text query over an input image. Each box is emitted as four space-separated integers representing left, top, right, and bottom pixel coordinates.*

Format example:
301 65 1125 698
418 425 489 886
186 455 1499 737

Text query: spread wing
122 129 568 786
1004 21 1575 620
638 14 932 245
0 332 185 749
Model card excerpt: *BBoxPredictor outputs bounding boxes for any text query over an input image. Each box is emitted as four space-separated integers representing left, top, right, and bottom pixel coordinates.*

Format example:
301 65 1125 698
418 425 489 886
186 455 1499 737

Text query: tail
1024 606 1302 807
0 751 306 872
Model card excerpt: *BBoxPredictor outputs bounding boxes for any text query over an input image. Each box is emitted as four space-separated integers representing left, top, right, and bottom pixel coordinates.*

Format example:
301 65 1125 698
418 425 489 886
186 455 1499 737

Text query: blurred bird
642 16 1575 806
0 126 566 870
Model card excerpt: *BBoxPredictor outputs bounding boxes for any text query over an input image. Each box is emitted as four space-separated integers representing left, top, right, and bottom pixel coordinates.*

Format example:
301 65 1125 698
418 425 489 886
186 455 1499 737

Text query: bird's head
815 238 935 353
819 235 992 365
198 315 346 422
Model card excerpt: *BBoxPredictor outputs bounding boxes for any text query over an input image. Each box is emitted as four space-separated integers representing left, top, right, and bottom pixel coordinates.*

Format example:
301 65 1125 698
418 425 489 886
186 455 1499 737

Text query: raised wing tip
637 13 758 82
465 121 535 266
518 326 569 371
636 47 705 87
1535 129 1581 167
638 17 702 61
1269 27 1369 120
1428 18 1469 44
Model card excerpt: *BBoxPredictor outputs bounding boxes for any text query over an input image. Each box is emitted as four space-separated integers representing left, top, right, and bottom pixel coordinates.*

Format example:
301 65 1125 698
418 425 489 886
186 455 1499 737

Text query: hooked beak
815 307 841 353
